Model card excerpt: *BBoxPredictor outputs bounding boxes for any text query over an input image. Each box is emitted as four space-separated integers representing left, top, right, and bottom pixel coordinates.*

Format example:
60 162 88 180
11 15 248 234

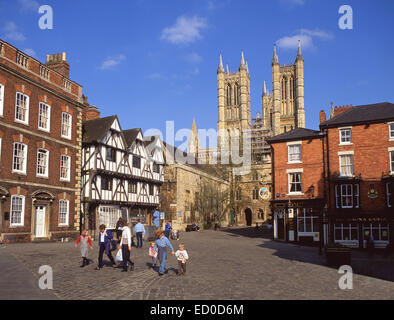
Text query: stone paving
1 227 394 300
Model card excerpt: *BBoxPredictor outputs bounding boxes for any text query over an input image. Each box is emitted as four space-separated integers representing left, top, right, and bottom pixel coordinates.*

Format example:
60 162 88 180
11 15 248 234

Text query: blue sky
1 0 394 147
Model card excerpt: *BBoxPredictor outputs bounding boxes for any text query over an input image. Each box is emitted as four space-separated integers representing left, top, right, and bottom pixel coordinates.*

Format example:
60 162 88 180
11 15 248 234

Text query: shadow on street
221 226 394 283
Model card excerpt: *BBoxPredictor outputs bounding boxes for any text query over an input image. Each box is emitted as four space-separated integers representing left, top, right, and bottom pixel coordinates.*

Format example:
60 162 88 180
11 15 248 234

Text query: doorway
35 205 46 238
245 208 252 226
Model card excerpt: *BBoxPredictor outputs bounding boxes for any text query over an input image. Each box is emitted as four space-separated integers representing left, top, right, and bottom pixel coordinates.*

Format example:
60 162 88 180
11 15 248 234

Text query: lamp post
319 205 328 256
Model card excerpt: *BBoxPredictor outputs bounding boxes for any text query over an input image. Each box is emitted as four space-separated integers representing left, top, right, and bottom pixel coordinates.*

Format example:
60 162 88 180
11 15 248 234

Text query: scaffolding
251 115 272 164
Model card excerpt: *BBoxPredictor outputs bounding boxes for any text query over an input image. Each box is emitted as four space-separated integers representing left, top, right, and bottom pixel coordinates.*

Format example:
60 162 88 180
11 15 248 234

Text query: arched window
253 187 259 200
226 84 232 106
234 83 240 105
236 188 242 201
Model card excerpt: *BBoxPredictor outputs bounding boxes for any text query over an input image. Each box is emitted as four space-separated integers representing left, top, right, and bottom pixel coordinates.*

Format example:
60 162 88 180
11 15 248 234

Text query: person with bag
118 220 134 272
154 230 175 276
95 224 117 270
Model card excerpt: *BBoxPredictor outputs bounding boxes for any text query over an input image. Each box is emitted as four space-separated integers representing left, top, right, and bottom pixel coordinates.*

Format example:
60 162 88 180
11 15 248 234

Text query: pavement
1 227 394 300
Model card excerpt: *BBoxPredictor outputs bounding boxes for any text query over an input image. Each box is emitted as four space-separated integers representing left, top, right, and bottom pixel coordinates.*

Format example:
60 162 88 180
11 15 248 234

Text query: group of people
75 218 189 276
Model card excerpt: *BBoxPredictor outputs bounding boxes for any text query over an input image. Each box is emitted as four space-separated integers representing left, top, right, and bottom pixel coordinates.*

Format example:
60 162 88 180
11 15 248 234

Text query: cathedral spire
226 64 229 74
218 53 224 73
272 44 279 65
239 51 247 71
246 60 249 73
296 40 303 62
263 81 268 96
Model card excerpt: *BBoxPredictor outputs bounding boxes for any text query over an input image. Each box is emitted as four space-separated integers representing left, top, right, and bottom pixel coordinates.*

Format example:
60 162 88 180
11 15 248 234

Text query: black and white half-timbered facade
81 116 164 237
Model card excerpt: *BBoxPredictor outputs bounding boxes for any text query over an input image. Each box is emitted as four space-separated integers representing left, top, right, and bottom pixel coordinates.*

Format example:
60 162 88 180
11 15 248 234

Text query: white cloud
23 48 36 57
2 22 26 41
183 52 203 64
161 15 208 45
147 73 164 80
99 54 125 70
276 28 334 50
278 0 305 7
18 0 40 12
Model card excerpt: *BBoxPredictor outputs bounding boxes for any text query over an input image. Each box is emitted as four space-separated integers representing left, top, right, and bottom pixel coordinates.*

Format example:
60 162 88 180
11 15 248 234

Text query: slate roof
123 128 142 147
266 128 322 144
82 115 118 144
320 102 394 128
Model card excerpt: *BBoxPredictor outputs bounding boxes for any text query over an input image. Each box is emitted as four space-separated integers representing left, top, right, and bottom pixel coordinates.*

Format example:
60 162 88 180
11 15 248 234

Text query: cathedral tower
217 52 251 150
263 42 306 135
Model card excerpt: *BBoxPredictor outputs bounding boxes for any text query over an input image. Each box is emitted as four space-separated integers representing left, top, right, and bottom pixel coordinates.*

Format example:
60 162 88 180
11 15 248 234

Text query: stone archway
245 208 252 226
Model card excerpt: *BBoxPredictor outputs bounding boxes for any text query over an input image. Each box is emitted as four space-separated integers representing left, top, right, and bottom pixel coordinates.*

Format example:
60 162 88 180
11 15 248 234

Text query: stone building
0 40 84 242
187 45 306 226
161 142 230 230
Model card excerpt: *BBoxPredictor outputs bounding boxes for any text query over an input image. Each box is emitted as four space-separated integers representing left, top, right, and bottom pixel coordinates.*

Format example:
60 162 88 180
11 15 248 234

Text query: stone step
31 238 57 243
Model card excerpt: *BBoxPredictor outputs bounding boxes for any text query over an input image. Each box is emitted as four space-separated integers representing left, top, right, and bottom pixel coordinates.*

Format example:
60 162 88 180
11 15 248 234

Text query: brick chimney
319 110 326 124
85 105 100 121
333 104 353 117
45 52 70 78
81 95 100 121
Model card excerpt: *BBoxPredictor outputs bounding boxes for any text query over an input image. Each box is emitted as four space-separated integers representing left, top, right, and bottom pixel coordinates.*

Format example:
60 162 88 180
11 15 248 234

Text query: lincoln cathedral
187 42 306 225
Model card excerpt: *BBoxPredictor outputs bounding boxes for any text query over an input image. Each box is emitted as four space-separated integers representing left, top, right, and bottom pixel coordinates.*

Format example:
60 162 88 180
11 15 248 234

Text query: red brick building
0 40 84 242
320 102 394 249
268 128 326 244
268 102 394 248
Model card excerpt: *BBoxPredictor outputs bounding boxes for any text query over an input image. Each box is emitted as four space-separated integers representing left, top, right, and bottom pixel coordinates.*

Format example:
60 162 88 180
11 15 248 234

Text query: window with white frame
390 151 394 173
15 92 29 124
128 181 137 194
12 142 27 173
289 172 302 194
389 123 394 140
58 199 69 226
0 83 4 116
288 144 301 163
98 206 121 230
297 208 319 233
339 154 354 177
387 182 392 208
60 154 70 181
335 184 359 208
38 103 51 132
334 223 358 241
10 195 25 226
36 149 49 177
61 112 72 139
339 128 352 144
363 223 389 241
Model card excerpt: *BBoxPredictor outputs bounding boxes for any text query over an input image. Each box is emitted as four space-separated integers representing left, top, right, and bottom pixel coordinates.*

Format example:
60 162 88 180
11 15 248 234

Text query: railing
62 78 71 91
39 64 50 80
16 51 28 68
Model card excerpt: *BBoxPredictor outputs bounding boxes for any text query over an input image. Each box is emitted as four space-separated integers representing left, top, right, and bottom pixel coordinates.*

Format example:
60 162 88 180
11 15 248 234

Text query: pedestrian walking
148 241 158 268
164 221 172 238
115 217 123 243
118 220 134 272
75 229 93 268
175 243 189 276
134 219 146 248
95 224 117 270
154 230 175 276
153 210 161 229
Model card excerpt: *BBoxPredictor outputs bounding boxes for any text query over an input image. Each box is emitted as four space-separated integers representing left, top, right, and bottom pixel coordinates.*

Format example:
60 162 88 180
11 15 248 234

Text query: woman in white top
117 219 134 272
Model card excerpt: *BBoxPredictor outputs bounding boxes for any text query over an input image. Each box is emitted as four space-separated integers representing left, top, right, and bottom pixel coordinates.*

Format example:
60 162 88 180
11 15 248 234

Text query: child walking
75 229 93 267
148 241 158 268
175 243 189 276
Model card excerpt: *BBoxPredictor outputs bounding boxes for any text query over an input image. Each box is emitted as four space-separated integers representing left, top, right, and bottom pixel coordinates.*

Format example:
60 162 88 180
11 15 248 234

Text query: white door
35 206 46 237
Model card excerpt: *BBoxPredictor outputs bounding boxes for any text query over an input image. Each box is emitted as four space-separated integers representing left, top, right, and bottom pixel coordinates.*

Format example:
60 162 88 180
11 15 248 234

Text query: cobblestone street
1 227 394 300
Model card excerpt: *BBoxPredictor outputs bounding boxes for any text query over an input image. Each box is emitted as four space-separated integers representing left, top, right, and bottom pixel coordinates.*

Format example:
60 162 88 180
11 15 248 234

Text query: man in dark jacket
95 224 117 270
